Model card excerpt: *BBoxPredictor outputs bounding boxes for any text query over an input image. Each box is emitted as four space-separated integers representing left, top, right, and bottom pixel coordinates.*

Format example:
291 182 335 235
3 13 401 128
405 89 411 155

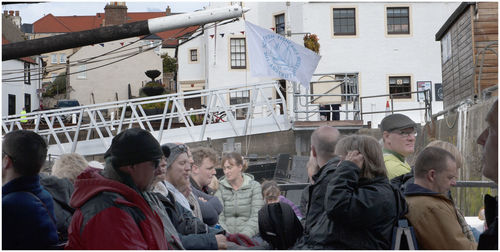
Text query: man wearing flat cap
380 114 418 179
66 128 174 249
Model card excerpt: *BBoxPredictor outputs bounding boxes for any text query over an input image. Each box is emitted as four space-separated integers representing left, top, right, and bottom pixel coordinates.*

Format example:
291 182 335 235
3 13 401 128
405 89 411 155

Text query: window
389 76 412 98
335 74 357 101
230 38 246 69
51 73 58 82
51 54 58 63
190 49 198 62
24 93 31 113
8 94 16 115
333 8 356 36
24 62 31 84
442 32 452 63
387 7 410 34
60 53 66 64
274 14 285 36
77 65 87 79
230 90 250 119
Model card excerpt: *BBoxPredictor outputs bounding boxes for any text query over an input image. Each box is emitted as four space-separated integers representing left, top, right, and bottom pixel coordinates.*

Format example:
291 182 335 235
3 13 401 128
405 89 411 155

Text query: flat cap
380 114 417 132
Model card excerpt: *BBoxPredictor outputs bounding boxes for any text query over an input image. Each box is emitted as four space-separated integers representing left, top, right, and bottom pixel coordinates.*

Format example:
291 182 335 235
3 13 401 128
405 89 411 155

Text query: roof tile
33 11 198 45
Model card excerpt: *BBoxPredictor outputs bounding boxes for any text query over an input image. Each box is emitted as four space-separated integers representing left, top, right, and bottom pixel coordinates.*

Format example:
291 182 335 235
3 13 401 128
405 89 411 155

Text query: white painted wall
69 37 163 105
178 2 460 127
2 59 40 116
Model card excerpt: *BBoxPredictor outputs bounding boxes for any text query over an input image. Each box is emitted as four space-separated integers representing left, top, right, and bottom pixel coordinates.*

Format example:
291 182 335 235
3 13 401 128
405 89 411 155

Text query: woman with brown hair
324 134 407 249
215 152 264 238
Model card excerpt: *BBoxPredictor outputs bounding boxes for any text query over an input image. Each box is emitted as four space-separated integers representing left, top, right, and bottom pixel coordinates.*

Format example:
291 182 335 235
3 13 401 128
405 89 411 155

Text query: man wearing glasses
66 128 172 249
380 114 418 179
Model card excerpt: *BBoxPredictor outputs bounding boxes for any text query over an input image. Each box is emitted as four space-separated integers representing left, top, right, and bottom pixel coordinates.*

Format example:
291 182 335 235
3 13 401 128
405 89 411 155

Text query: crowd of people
2 99 497 250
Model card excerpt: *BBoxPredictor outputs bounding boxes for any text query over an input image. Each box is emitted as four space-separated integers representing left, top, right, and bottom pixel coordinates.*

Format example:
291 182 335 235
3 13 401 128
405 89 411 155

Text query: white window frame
60 53 66 64
189 49 198 63
24 62 31 84
273 12 286 36
77 65 87 79
384 4 413 37
229 37 247 70
442 32 452 63
51 54 58 64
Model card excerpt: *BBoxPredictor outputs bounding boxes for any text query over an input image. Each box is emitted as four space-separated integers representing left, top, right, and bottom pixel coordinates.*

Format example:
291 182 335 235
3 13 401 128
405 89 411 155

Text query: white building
68 36 163 105
2 52 41 116
177 2 460 127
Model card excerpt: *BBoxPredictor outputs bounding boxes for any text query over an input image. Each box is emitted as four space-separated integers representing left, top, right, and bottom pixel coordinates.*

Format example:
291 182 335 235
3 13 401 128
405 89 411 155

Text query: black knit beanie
106 128 163 167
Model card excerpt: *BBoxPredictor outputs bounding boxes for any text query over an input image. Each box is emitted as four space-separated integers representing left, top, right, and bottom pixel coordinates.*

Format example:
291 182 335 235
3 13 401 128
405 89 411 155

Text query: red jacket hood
70 167 142 208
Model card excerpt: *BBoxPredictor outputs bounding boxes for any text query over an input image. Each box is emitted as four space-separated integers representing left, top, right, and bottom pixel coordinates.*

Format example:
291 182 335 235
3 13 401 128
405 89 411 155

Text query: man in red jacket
66 128 173 249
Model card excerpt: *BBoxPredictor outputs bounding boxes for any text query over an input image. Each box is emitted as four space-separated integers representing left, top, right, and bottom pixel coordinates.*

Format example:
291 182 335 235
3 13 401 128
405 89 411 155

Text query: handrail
360 89 432 122
278 180 497 191
2 81 290 156
294 72 361 121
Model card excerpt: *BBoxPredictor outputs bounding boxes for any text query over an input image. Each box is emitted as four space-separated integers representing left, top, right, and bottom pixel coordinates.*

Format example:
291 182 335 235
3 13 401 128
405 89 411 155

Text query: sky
2 1 209 24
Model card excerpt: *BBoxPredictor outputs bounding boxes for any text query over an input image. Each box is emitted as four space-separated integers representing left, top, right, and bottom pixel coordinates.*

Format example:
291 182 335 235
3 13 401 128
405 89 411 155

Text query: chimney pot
166 6 171 15
15 11 19 16
9 10 14 16
4 11 7 16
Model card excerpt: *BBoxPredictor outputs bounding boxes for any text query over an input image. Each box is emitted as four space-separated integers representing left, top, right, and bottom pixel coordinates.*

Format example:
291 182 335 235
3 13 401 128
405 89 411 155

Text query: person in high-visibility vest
20 107 28 123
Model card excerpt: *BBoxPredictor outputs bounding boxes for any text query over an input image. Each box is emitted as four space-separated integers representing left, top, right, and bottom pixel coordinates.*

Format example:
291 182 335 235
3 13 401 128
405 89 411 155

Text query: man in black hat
66 128 173 250
380 113 418 179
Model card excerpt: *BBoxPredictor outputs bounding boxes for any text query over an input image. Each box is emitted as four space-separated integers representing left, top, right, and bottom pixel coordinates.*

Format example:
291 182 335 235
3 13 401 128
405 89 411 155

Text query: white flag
245 21 321 88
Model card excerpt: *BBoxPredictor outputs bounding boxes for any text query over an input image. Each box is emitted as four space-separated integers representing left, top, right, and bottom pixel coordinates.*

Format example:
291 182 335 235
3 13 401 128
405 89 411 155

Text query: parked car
55 99 80 109
55 99 81 123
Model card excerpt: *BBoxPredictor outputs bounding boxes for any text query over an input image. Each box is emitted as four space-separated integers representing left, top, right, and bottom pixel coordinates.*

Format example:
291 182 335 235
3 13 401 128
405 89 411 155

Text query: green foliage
145 81 162 88
142 101 166 110
303 34 320 54
162 54 177 73
190 114 204 125
42 73 66 97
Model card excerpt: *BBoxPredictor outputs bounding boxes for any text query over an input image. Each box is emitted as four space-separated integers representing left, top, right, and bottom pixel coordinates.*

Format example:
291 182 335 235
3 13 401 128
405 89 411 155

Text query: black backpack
258 202 303 249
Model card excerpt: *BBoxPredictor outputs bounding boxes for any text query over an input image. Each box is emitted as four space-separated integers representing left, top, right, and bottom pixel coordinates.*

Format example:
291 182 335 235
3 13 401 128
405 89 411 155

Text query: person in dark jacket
2 130 59 249
192 185 223 226
65 128 173 249
476 99 498 250
293 126 342 249
190 146 223 226
325 134 407 249
191 146 219 195
154 144 228 250
40 153 88 242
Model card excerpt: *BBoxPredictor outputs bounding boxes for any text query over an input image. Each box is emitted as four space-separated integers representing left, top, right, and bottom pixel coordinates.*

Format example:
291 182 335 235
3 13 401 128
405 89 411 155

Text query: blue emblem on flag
262 34 301 80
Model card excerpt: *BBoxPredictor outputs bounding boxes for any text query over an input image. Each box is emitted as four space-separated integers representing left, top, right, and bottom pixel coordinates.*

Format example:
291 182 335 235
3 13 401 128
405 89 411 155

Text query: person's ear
311 145 317 158
119 165 134 175
192 164 199 173
382 131 390 141
427 169 436 182
2 155 12 170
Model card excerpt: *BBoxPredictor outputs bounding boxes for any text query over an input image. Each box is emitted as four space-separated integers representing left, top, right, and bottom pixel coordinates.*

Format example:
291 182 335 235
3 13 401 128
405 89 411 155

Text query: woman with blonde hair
51 153 89 182
40 153 89 242
324 135 407 249
215 152 264 238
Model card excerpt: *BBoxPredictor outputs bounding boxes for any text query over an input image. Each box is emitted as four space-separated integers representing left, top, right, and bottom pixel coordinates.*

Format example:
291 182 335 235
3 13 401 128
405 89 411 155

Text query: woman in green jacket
215 152 264 238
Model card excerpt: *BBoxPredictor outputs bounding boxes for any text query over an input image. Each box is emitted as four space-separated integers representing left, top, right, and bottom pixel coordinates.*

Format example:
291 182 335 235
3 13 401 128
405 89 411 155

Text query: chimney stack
166 6 171 15
104 2 127 26
4 11 7 16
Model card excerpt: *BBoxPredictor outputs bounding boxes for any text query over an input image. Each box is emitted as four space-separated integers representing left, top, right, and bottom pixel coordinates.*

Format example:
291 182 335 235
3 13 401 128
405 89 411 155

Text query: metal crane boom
3 5 248 61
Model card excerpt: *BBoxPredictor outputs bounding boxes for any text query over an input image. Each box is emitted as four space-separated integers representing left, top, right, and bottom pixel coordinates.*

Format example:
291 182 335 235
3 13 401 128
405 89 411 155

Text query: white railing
2 82 290 156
